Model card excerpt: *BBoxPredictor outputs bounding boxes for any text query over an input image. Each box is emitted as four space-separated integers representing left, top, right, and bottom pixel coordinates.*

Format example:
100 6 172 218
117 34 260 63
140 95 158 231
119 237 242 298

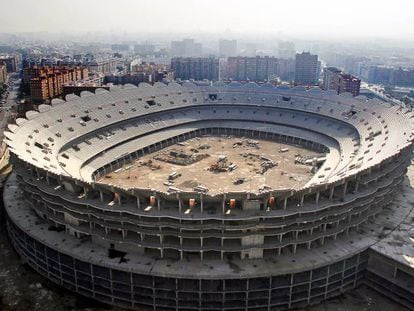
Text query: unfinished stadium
3 81 414 310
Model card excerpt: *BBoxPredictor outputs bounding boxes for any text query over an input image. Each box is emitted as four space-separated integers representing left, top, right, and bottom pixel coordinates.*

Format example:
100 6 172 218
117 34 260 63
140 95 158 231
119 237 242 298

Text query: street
0 75 20 155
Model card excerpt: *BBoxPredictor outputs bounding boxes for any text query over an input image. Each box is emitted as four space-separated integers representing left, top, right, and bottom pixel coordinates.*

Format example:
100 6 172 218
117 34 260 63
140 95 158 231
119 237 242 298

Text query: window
146 100 156 106
81 115 91 122
34 142 43 149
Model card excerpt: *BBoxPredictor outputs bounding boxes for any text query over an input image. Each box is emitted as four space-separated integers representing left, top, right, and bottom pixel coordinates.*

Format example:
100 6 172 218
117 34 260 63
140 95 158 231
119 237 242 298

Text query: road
361 82 403 106
0 76 21 155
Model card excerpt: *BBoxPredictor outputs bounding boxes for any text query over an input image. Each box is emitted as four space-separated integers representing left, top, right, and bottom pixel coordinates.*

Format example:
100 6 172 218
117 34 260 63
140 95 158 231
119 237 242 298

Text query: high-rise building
171 39 202 57
106 63 173 86
362 66 392 84
226 56 277 81
390 68 414 87
0 54 19 72
323 67 361 96
171 57 219 81
219 39 237 57
337 74 361 96
294 52 319 86
323 67 342 91
88 58 119 74
24 66 89 102
0 61 7 84
276 58 295 81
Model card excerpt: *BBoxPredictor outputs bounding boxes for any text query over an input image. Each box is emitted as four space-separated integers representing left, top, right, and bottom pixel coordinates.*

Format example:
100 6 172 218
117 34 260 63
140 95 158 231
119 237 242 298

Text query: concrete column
136 196 141 209
307 241 311 250
320 236 325 245
355 181 359 192
277 248 282 256
200 194 203 214
157 197 161 211
315 191 320 205
99 191 104 203
300 195 304 208
178 194 182 213
293 244 297 255
283 197 288 210
222 194 227 214
329 186 335 200
342 181 348 197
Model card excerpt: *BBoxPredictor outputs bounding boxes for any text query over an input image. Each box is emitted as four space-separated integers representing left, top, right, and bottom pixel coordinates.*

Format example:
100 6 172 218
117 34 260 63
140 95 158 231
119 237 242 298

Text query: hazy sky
1 0 414 39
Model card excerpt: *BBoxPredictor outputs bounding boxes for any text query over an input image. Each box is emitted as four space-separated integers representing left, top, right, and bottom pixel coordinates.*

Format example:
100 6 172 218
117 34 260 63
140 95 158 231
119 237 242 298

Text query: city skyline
1 0 414 40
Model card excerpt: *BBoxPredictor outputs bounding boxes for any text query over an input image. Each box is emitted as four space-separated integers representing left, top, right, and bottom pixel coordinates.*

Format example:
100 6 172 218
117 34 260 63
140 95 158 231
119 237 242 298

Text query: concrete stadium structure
3 81 414 310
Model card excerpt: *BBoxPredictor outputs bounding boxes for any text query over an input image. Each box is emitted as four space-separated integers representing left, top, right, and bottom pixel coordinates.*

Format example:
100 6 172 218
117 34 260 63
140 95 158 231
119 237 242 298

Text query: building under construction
3 82 414 310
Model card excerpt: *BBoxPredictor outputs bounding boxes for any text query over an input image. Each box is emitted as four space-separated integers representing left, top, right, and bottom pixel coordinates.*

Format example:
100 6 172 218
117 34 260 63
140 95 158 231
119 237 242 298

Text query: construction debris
233 177 245 185
198 143 211 150
259 159 277 174
154 149 209 166
193 185 209 193
246 139 260 148
208 155 238 173
168 171 182 180
232 139 260 149
295 154 327 173
138 160 161 170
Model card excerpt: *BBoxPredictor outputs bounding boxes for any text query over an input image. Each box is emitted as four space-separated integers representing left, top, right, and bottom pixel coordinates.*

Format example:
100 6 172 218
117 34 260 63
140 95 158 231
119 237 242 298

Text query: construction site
100 136 324 194
4 82 414 310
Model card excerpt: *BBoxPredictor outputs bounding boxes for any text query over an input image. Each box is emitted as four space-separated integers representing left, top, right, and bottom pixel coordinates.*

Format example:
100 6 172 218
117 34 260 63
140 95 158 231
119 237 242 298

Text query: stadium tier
3 82 414 310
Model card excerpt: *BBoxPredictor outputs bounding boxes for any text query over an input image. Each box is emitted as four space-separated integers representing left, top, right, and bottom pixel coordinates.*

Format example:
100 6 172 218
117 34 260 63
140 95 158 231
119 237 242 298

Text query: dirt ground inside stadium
100 136 324 194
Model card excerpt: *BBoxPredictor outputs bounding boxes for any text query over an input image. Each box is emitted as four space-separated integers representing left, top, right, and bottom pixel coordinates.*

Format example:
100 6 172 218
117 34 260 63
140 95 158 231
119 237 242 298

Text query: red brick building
24 66 89 102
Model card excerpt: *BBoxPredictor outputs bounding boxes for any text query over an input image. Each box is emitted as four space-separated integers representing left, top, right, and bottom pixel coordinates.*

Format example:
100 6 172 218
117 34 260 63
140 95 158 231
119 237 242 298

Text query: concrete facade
3 82 414 310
